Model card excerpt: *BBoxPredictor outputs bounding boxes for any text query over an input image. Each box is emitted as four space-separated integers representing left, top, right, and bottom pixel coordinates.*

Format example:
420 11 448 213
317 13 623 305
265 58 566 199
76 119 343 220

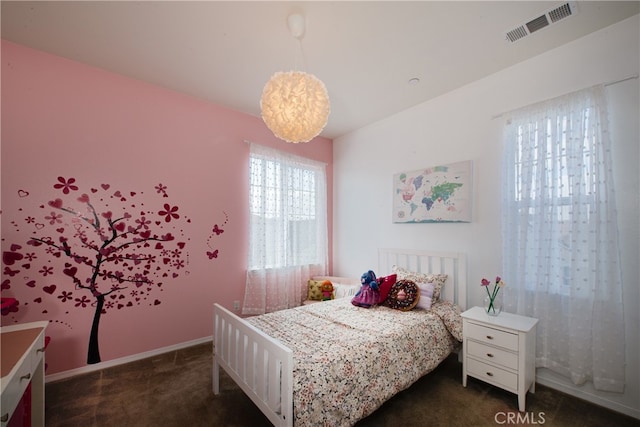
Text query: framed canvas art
392 160 472 223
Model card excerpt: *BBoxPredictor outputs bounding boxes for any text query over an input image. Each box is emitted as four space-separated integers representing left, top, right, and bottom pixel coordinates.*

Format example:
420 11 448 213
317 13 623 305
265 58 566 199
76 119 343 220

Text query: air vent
526 15 550 33
548 2 573 23
505 2 578 43
506 26 528 43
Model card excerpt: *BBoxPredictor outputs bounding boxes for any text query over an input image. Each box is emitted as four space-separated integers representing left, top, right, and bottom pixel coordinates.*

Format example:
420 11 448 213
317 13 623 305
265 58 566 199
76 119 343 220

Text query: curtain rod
491 74 639 120
604 74 639 87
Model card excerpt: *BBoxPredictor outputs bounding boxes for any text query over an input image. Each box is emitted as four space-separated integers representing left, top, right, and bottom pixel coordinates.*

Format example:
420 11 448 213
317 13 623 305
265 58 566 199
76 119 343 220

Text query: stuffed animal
320 280 334 300
351 270 380 308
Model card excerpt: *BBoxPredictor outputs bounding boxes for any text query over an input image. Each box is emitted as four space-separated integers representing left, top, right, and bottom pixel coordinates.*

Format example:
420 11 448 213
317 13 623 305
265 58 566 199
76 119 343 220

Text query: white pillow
333 283 360 299
415 282 435 310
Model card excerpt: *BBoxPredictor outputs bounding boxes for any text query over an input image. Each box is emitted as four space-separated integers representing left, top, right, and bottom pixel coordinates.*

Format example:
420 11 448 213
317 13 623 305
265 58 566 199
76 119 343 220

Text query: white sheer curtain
501 85 625 392
242 143 328 315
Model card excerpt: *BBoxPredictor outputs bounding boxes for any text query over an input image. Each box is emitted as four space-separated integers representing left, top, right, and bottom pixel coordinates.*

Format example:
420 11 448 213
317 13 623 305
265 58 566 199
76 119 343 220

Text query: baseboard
536 374 640 420
45 336 213 383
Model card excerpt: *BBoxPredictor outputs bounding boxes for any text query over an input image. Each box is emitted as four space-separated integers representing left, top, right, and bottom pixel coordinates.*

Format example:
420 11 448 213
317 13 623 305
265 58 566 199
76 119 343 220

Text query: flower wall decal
1 178 192 364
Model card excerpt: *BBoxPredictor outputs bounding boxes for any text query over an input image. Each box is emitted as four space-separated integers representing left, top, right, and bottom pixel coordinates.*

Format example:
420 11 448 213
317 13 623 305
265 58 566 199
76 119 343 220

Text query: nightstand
461 306 538 412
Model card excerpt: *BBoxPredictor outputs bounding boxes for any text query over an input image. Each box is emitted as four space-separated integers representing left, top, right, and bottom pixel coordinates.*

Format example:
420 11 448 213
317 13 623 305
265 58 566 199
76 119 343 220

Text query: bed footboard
213 303 293 427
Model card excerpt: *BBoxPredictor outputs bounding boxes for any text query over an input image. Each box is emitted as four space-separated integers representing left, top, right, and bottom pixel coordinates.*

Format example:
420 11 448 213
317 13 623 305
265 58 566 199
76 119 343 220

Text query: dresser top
461 306 538 332
1 327 45 378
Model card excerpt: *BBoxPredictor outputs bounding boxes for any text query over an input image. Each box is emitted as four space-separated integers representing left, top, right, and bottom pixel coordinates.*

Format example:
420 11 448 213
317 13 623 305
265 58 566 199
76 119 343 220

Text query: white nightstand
461 306 538 412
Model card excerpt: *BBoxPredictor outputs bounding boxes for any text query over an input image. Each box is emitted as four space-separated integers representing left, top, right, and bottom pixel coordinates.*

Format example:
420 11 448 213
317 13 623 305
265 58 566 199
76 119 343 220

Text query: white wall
333 15 639 419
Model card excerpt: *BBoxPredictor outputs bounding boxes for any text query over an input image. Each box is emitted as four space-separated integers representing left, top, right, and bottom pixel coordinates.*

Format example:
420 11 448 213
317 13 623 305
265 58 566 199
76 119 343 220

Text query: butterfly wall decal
206 250 219 259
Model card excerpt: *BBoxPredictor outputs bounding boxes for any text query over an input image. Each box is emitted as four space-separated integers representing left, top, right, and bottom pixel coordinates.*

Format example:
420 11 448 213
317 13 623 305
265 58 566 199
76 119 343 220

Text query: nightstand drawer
467 358 517 391
467 340 518 370
466 322 518 351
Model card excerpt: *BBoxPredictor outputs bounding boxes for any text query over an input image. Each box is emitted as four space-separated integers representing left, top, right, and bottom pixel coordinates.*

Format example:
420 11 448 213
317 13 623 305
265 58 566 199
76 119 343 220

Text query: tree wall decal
1 178 191 364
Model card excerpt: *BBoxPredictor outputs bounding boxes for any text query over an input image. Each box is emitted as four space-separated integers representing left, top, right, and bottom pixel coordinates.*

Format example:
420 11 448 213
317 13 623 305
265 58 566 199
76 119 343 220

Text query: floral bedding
246 297 462 427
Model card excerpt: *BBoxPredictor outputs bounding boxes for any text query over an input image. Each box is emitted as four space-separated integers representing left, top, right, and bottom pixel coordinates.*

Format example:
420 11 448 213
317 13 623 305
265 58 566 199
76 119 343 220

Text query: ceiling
2 1 638 140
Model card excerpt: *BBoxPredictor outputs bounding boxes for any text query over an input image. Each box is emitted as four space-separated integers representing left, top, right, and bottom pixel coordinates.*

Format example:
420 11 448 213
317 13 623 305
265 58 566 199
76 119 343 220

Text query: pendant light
260 13 330 143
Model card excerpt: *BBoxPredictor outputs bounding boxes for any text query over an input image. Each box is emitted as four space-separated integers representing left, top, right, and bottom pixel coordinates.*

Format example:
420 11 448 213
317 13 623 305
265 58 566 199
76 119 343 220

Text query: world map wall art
392 160 472 223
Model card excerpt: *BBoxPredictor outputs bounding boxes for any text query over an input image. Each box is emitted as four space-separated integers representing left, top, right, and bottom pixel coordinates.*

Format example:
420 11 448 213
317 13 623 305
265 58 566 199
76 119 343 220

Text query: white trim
44 336 212 383
536 373 640 420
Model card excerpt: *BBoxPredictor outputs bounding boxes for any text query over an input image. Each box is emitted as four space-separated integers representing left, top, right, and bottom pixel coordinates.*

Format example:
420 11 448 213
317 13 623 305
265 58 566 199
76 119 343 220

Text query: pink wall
0 40 333 374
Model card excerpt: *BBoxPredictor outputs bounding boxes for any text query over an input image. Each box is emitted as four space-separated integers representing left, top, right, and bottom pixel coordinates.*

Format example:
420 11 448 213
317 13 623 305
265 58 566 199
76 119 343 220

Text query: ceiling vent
505 2 578 43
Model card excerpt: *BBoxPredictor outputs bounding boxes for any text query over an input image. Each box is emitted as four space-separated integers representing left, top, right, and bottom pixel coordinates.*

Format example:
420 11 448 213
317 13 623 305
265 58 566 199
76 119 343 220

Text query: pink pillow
377 274 397 303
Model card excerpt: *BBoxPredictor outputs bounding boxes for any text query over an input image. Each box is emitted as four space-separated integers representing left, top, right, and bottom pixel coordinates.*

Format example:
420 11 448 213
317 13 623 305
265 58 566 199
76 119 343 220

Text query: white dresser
0 321 48 426
461 306 538 411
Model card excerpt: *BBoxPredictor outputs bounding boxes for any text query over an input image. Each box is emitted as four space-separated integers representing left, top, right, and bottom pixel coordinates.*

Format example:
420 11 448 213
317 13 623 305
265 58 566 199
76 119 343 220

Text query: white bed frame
212 249 467 427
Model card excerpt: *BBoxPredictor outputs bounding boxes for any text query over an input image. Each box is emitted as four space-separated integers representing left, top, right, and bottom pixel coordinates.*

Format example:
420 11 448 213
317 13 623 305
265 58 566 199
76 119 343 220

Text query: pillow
311 276 360 300
377 274 397 303
392 266 448 304
333 283 360 299
383 279 420 311
307 279 326 301
415 281 435 311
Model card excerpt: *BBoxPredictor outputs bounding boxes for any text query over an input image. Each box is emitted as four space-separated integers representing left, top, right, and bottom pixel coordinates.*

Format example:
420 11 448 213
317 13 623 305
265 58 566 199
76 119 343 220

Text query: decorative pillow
392 266 448 304
415 281 435 311
307 279 325 301
310 276 361 300
383 279 420 311
333 283 360 299
377 274 397 303
430 300 463 342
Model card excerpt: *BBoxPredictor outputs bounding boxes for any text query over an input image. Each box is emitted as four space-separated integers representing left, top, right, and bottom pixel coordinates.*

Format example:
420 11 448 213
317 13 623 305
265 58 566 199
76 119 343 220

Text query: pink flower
39 266 54 276
45 211 63 225
135 216 151 230
58 291 73 302
481 276 507 314
158 204 179 222
155 183 168 197
74 295 91 308
53 176 79 194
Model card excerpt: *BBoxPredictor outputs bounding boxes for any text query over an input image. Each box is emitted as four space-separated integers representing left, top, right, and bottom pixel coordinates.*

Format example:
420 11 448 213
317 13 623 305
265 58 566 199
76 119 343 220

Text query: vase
484 293 502 316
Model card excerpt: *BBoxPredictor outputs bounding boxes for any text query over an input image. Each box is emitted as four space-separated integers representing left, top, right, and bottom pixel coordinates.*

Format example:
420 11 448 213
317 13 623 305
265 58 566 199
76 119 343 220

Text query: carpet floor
44 342 637 426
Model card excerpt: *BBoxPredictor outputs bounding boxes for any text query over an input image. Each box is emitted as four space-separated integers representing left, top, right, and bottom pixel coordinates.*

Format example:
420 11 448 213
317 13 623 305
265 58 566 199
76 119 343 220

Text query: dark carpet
44 342 637 426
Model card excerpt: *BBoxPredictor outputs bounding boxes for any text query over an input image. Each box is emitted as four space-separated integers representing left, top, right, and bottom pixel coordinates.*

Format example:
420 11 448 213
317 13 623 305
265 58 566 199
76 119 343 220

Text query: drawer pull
486 372 494 377
486 335 494 340
1 413 9 422
20 373 31 381
37 347 46 353
486 353 494 358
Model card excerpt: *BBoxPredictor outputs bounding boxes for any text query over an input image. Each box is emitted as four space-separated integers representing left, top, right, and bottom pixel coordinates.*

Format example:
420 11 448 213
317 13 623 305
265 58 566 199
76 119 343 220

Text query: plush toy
320 280 334 300
351 270 380 308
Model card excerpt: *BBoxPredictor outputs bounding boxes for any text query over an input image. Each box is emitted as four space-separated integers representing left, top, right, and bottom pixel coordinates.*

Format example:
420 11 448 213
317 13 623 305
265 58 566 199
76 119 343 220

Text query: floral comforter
246 298 462 427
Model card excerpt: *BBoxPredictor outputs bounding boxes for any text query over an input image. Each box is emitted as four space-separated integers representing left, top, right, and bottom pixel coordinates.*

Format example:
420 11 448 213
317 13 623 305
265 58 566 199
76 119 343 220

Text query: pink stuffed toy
351 270 380 308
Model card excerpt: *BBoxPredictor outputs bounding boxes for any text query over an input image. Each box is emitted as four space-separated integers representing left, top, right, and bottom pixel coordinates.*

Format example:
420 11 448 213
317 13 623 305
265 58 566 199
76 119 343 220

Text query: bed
213 248 467 427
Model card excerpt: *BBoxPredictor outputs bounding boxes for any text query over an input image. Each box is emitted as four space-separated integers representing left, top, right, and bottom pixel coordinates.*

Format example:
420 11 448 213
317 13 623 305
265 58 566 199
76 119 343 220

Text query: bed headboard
378 248 467 310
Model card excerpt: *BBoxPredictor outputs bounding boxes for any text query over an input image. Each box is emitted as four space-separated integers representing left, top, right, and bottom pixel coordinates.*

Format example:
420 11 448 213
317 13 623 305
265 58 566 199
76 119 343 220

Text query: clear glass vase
484 293 502 316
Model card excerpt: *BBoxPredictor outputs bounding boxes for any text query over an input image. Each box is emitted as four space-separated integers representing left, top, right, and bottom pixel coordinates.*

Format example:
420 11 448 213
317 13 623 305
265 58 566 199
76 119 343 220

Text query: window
243 143 328 314
249 155 322 269
501 85 625 392
508 109 598 296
